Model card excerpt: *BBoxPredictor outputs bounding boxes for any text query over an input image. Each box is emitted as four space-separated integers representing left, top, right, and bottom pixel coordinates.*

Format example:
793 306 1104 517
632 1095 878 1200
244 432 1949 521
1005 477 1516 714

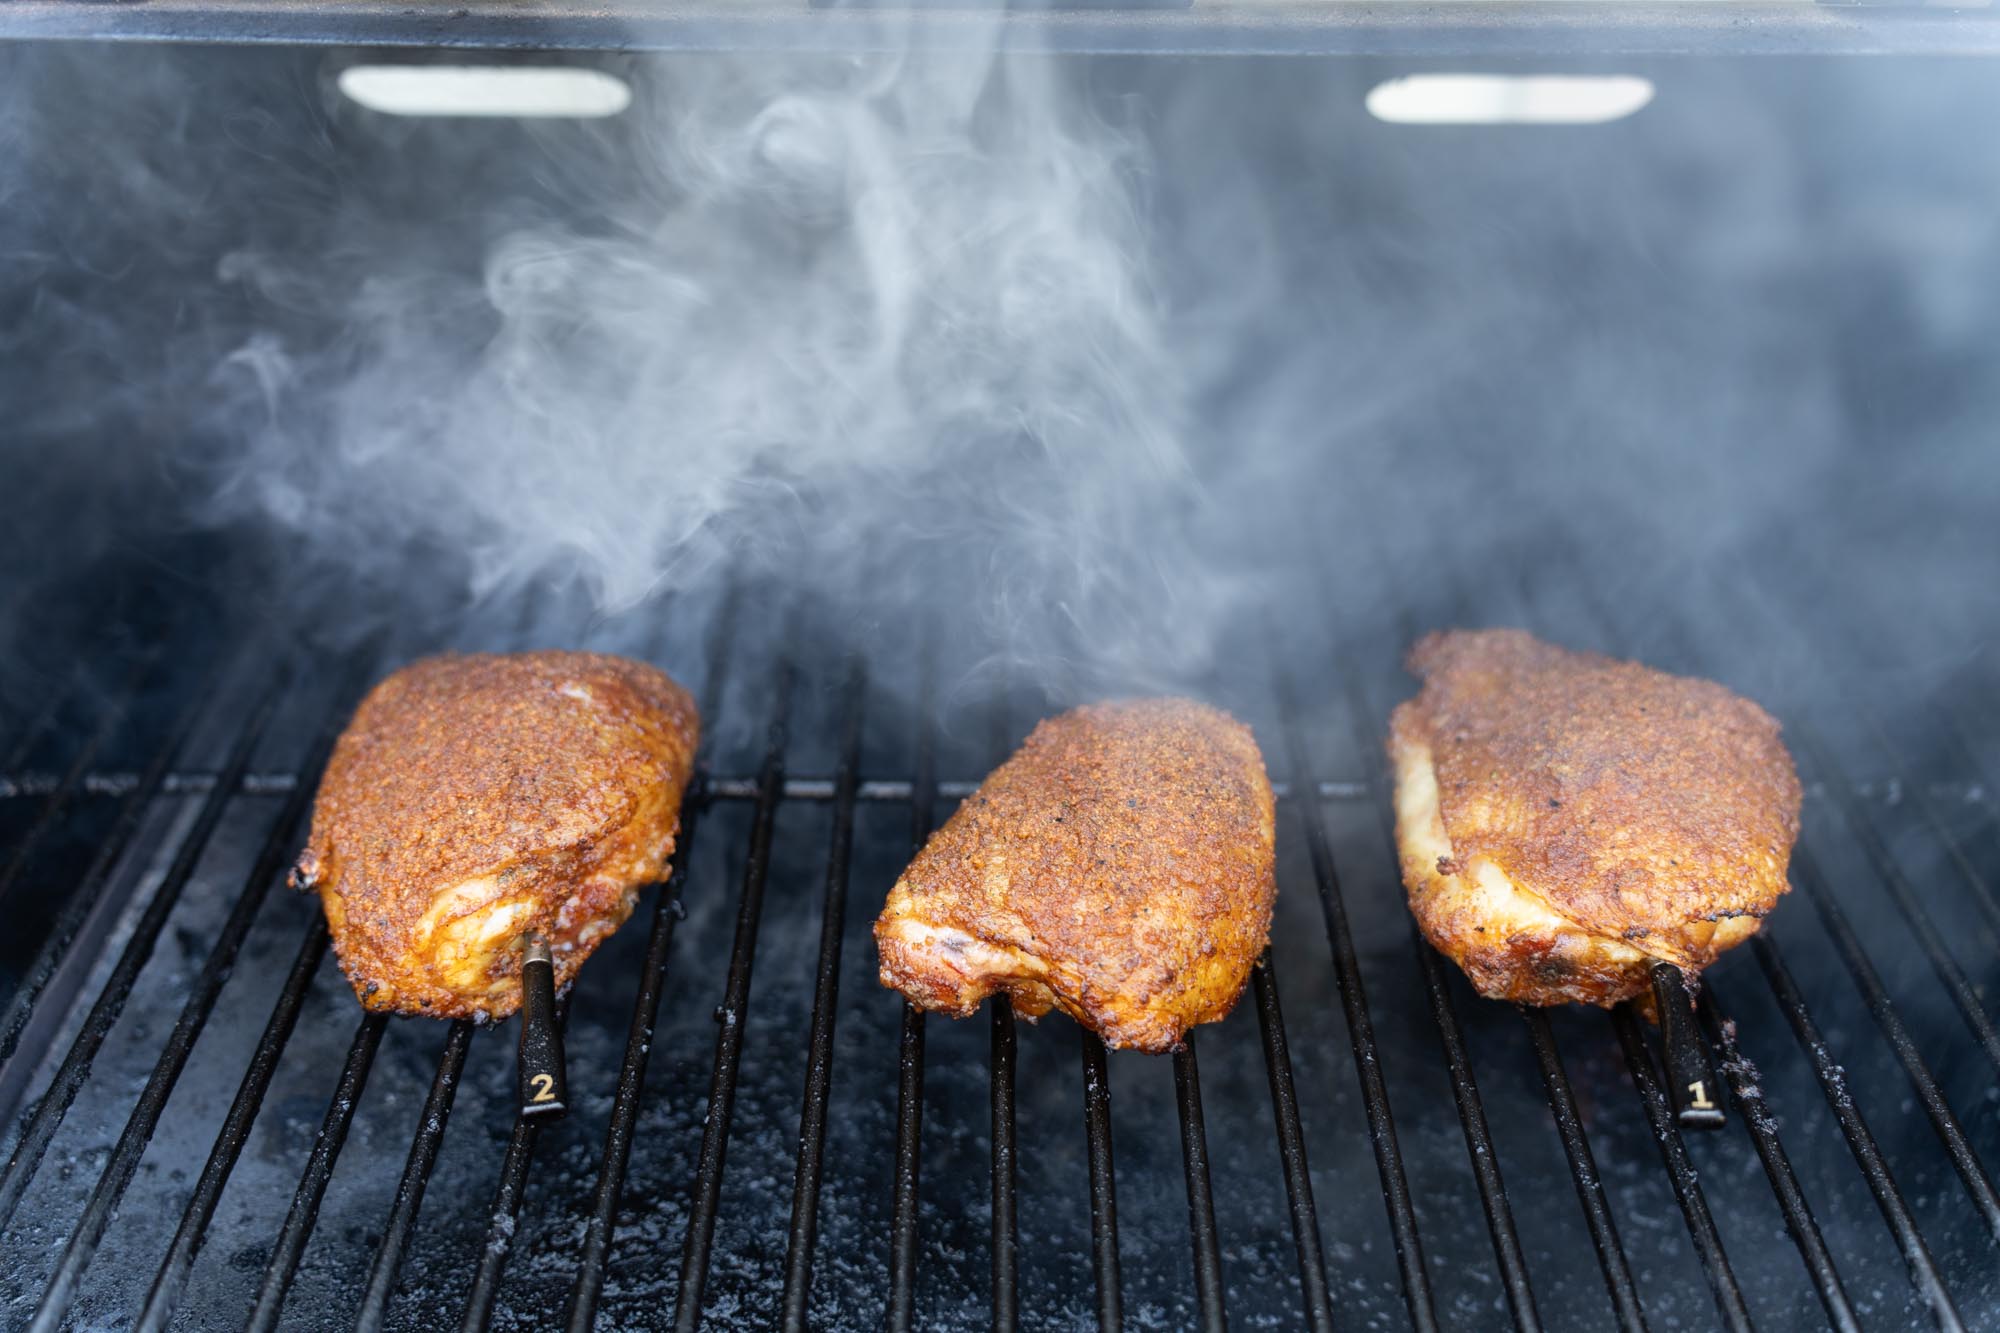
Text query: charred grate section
0 562 1995 1332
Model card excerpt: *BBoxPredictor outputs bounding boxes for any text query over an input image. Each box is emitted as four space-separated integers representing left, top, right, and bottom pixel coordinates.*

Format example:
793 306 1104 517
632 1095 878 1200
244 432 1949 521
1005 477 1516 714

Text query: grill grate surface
1 534 1998 1332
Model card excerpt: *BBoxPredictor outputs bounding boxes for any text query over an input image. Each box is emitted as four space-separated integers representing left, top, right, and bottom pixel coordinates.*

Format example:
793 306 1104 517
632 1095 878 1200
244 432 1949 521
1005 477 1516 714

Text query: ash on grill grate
0 548 1996 1333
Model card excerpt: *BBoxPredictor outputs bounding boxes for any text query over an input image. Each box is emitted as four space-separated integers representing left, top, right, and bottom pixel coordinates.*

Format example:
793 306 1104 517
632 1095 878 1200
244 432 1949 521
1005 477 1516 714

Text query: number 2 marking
1687 1079 1715 1110
530 1073 557 1103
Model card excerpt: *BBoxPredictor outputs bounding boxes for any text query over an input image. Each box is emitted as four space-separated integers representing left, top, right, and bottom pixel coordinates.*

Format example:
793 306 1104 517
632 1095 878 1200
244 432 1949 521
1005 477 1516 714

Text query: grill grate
0 550 1997 1332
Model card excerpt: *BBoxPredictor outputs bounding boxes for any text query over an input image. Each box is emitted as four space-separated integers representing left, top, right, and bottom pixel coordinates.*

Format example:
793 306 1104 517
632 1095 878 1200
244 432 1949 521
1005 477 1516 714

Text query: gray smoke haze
183 39 1234 692
2 37 1998 709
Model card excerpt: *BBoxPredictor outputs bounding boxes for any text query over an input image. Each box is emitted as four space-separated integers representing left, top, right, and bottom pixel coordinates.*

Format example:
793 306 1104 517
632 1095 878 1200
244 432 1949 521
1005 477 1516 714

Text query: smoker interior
3 38 2000 1333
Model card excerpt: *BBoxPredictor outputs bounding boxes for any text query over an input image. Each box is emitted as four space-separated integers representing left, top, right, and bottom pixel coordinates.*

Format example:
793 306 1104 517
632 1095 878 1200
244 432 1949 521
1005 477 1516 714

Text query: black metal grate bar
1521 1010 1647 1333
670 648 795 1333
0 646 161 910
247 1012 390 1333
1272 669 1437 1332
1609 1005 1753 1333
1336 671 1543 1333
8 554 2000 1331
558 793 707 1333
1621 573 2000 1085
27 693 334 1333
1249 959 1335 1333
779 658 867 1332
354 1018 478 1332
1848 711 2000 941
0 672 286 1229
1173 1038 1228 1332
458 996 571 1333
1408 938 1542 1327
1504 536 1936 1328
1576 572 2000 1311
1081 1030 1123 1332
885 640 941 1333
1 669 75 773
1750 935 1966 1332
1531 542 1974 1315
0 651 224 1074
1790 725 2000 1077
884 1002 926 1333
558 587 738 1333
990 999 1020 1331
0 770 1499 807
135 919 331 1333
1734 568 2000 944
1693 991 1860 1333
1787 847 2000 1242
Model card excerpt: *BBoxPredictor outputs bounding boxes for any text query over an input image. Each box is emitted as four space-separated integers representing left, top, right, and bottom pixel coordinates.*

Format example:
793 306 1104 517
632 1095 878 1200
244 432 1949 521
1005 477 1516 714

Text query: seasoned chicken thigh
876 698 1276 1053
294 651 698 1020
1388 629 1799 1007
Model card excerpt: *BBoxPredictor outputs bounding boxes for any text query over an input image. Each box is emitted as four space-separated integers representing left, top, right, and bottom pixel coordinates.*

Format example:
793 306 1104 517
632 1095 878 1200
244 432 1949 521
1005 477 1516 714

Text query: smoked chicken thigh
1388 629 1800 1007
876 698 1276 1053
294 651 698 1020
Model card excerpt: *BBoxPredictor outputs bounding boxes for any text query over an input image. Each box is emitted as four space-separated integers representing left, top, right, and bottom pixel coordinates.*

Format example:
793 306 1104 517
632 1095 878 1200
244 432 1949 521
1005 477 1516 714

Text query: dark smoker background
2 43 1995 700
2 34 2000 1332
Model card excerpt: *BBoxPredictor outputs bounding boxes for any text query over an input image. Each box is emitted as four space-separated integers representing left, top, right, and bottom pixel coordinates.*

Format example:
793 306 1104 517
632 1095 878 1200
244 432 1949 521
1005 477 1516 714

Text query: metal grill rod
23 766 1958 808
1563 536 2000 1032
1081 1031 1123 1332
0 668 76 773
555 793 707 1333
1608 1006 1753 1333
237 623 454 1330
884 641 943 1333
458 996 571 1333
1692 992 1860 1333
0 645 161 911
27 691 334 1333
0 651 224 1074
1531 543 1971 1324
135 919 330 1333
1343 521 1694 1330
1931 683 2000 824
246 1012 390 1333
1788 847 2000 1242
1249 959 1336 1333
1846 708 2000 941
1790 724 2000 1077
1520 1011 1648 1332
1751 935 1965 1330
885 1001 926 1333
1271 667 1438 1333
1742 545 2000 939
778 658 867 1332
353 1018 477 1332
1173 1038 1228 1332
990 999 1020 1330
0 771 1480 807
1490 567 1791 1326
557 584 738 1333
1592 574 2000 1246
0 672 285 1228
1294 512 1551 1328
1335 665 1544 1332
669 648 795 1333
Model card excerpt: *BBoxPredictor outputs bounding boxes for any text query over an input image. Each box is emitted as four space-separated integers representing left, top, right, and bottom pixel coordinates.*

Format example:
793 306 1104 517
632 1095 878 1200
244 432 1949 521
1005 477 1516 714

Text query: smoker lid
3 0 2000 57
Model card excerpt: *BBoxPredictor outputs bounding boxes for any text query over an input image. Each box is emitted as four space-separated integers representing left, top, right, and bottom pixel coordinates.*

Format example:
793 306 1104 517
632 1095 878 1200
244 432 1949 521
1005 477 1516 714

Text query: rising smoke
2 37 1997 706
199 44 1206 667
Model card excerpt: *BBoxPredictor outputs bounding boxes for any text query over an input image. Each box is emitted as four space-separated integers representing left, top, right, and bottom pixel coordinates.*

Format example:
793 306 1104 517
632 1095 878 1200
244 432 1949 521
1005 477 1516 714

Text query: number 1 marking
1687 1079 1715 1110
530 1073 557 1103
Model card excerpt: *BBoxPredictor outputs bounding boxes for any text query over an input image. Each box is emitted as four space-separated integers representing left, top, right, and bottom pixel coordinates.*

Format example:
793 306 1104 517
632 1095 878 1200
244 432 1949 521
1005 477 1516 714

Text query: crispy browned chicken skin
875 698 1276 1053
294 651 698 1020
1388 629 1800 1007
